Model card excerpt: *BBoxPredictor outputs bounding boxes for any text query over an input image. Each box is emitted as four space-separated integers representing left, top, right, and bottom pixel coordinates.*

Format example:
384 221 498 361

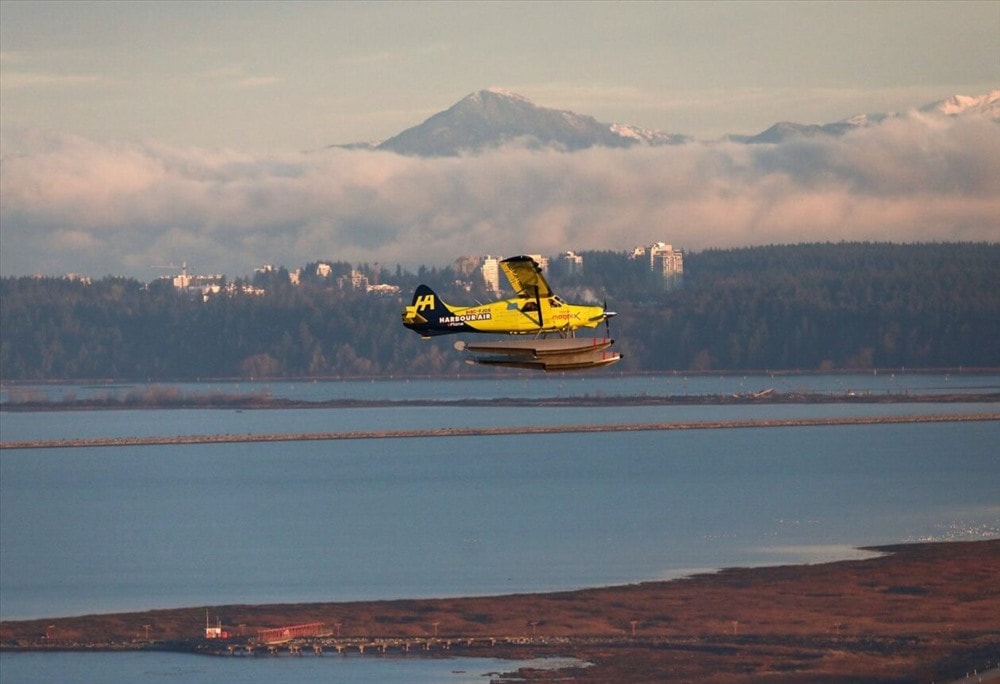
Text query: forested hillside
1 243 997 380
617 243 999 372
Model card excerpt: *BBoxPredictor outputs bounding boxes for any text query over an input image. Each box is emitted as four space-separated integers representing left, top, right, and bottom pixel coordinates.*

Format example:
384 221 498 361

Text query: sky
1 0 998 278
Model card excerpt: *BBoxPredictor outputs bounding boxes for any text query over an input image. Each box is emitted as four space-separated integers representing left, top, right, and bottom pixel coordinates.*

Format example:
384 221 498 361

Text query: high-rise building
481 255 501 293
524 254 549 272
649 242 684 280
559 251 584 275
337 270 369 290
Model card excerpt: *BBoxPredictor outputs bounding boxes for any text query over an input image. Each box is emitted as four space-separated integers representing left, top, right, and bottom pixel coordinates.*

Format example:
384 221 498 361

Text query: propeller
603 298 616 337
586 298 616 336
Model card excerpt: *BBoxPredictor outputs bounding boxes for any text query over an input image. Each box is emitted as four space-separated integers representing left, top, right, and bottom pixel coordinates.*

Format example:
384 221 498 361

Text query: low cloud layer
2 112 997 279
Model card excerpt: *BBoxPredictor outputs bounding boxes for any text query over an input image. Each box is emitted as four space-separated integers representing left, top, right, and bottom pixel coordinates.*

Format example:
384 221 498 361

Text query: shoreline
3 389 999 413
2 412 998 450
3 540 998 682
2 366 997 387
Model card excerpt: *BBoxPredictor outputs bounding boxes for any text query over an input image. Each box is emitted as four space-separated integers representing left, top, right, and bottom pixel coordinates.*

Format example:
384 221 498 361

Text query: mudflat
2 540 997 682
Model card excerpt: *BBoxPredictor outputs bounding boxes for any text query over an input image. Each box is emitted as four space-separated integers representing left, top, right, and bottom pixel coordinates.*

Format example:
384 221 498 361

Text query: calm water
2 372 996 442
2 416 997 619
2 401 995 443
0 651 583 684
1 376 997 682
3 370 998 405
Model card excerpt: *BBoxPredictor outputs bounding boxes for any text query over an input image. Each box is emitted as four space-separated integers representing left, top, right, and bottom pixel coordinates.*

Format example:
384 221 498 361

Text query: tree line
1 242 997 380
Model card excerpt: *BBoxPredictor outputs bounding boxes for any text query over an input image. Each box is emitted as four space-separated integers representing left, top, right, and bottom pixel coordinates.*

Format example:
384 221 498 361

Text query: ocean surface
3 370 998 405
0 651 584 684
1 373 997 682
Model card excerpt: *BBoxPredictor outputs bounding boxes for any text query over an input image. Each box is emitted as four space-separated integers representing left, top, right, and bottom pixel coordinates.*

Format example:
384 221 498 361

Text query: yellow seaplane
402 255 621 371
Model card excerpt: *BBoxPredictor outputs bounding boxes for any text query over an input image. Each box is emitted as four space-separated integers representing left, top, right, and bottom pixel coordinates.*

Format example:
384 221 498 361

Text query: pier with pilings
256 622 327 644
215 635 537 657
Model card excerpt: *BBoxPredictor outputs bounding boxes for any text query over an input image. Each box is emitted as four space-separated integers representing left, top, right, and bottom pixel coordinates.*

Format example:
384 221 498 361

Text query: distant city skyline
116 241 679 284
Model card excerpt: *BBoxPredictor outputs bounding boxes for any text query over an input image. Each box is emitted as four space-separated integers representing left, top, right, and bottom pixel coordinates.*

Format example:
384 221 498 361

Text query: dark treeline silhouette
1 243 997 380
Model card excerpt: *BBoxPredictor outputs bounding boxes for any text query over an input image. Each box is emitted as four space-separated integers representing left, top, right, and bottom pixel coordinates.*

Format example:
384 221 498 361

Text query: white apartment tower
480 255 501 293
649 242 684 279
560 251 584 275
524 254 549 272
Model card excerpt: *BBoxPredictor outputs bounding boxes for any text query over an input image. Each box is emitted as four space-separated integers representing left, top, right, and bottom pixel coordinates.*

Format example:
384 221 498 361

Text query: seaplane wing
500 256 553 299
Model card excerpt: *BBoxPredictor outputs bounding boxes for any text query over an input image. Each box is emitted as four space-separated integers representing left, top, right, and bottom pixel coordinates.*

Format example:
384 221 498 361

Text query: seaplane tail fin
401 285 456 337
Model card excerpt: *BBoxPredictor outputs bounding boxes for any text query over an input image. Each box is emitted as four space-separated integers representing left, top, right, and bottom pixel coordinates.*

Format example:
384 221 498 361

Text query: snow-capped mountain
362 88 689 156
734 89 1000 144
609 122 685 145
920 90 1000 117
336 88 999 154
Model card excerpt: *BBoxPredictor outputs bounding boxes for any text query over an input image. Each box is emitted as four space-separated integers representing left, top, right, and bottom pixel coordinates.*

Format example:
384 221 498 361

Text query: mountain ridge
334 88 1000 156
734 89 1000 144
373 88 689 156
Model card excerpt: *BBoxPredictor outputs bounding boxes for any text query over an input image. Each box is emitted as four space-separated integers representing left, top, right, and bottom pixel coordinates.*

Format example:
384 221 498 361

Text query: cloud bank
2 112 998 278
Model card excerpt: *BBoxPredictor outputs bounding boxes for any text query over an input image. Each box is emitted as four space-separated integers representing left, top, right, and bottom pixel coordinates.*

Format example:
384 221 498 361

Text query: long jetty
2 413 997 450
207 634 557 657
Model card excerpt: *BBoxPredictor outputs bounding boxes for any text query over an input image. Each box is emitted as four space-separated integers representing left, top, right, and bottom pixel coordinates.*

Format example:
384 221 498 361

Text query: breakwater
2 413 996 450
3 390 999 412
